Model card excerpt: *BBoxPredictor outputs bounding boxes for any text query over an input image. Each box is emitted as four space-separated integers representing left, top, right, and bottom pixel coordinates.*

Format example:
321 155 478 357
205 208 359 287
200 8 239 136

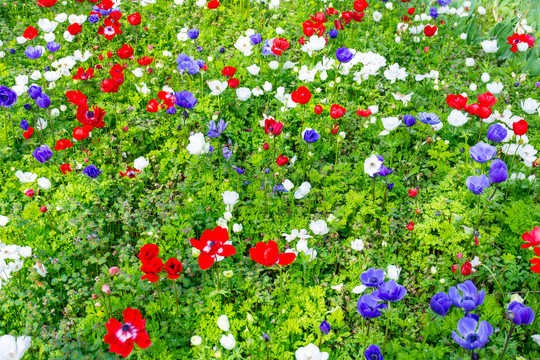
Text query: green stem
498 322 515 360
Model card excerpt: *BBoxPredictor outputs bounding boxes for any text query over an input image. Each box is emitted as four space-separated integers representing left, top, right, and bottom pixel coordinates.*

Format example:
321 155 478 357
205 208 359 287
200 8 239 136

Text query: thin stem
498 322 515 360
467 184 498 248
173 280 179 315
383 302 391 350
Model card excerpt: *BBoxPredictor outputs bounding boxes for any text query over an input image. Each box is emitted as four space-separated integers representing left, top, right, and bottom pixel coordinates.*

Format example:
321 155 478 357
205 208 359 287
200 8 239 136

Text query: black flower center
87 111 94 118
370 277 379 283
467 333 479 343
121 324 131 332
370 354 379 360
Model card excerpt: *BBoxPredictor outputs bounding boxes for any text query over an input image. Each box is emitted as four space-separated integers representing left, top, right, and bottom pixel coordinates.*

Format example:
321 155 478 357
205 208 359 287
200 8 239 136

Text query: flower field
1 0 540 358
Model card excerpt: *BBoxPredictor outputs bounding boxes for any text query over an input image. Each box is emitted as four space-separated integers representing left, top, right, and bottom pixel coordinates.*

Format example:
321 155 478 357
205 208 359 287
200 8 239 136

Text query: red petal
198 253 215 270
277 252 296 266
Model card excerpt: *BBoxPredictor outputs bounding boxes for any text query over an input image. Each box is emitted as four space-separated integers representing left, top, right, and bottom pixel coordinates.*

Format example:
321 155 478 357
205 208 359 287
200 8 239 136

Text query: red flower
120 166 141 178
407 7 415 14
35 0 57 7
60 164 72 174
331 124 339 135
190 227 236 270
104 308 151 358
311 12 327 24
424 25 437 37
264 118 283 136
227 78 239 88
73 126 90 140
276 155 289 166
109 63 125 80
446 94 468 110
477 92 497 107
512 119 528 136
408 188 418 197
460 261 472 276
302 20 315 37
356 109 372 117
158 91 176 109
137 56 153 66
271 38 289 56
263 143 270 150
66 90 88 106
67 23 82 36
314 105 323 114
98 17 123 40
326 7 338 16
530 247 540 273
221 66 236 77
101 78 123 93
146 99 159 113
164 258 182 279
73 67 95 80
116 44 134 59
98 0 115 11
206 0 220 9
54 139 74 150
522 227 540 248
352 12 365 22
476 106 492 119
291 86 312 105
250 240 296 267
506 33 534 53
23 26 38 40
23 127 34 140
298 36 306 45
127 13 141 26
140 257 163 282
77 104 106 129
330 104 346 119
137 244 159 262
341 11 353 25
354 0 369 12
334 19 344 30
406 221 414 231
451 264 457 273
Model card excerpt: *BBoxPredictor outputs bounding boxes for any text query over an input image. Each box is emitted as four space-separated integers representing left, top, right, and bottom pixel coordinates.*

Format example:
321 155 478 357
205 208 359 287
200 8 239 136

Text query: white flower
469 83 477 91
470 256 482 267
220 334 236 350
460 33 467 40
385 264 401 281
0 215 8 227
465 58 475 67
246 64 260 76
131 68 143 78
232 223 243 233
262 81 273 92
309 220 329 236
519 144 538 162
351 238 364 251
207 80 228 96
190 336 202 346
236 87 251 101
477 6 486 15
384 63 408 83
372 11 382 22
295 343 329 360
234 36 253 56
216 218 228 229
217 315 230 332
16 36 27 45
133 157 149 170
447 110 469 127
268 61 279 70
521 98 539 114
391 92 413 106
73 50 92 62
282 179 294 191
38 18 58 33
481 40 499 53
15 171 37 183
68 14 87 24
19 246 32 258
481 73 490 83
55 13 68 23
517 42 529 52
44 70 62 82
282 229 312 242
0 335 32 360
63 30 75 43
385 2 393 9
486 82 503 94
296 240 317 261
223 212 233 221
430 266 437 274
37 177 51 190
368 105 379 115
294 182 311 199
222 191 239 210
298 65 317 83
379 117 401 136
531 334 540 346
34 261 47 277
186 133 210 155
276 26 284 35
352 284 367 294
364 155 382 176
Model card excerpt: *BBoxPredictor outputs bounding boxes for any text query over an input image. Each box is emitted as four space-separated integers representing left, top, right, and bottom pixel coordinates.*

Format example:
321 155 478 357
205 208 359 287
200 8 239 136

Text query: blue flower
223 146 232 160
0 86 18 107
24 46 43 59
219 47 225 53
46 41 61 53
24 104 32 111
360 268 385 287
429 7 438 19
437 0 452 6
489 159 508 183
371 280 407 302
88 14 100 23
235 166 245 175
402 114 416 127
451 317 493 350
303 128 320 143
430 292 452 317
319 320 331 335
416 112 440 125
166 106 177 115
448 280 485 313
28 85 42 100
329 29 338 38
36 93 51 109
20 120 29 131
187 29 200 40
174 91 198 109
357 294 387 319
507 301 535 325
466 175 490 195
486 124 507 143
336 47 354 63
364 345 383 360
33 145 53 163
273 184 287 194
83 165 102 179
196 46 203 53
387 183 394 190
376 165 393 177
250 33 262 45
469 142 496 163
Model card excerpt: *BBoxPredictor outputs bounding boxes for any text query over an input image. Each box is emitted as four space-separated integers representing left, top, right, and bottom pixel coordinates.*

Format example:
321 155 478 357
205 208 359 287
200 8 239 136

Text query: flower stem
498 322 515 360
383 302 391 350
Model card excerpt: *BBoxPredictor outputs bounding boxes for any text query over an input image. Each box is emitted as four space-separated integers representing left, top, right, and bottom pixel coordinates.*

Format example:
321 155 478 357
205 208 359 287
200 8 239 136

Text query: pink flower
109 267 120 276
102 284 111 294
148 45 154 50
456 253 463 259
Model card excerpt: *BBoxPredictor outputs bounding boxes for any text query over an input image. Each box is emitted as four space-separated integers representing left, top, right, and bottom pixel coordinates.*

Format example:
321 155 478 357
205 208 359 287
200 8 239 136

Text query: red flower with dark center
127 13 141 26
356 109 372 117
98 17 123 40
513 119 528 136
446 94 468 110
158 91 175 108
276 155 289 166
264 118 283 136
206 0 220 9
109 63 125 80
137 244 159 262
424 25 437 37
330 104 346 119
66 90 88 106
291 86 312 105
354 0 369 12
460 261 472 276
67 23 82 36
35 0 58 7
60 163 72 174
271 38 289 56
73 67 95 80
522 226 540 249
190 227 236 270
406 221 414 231
104 308 151 358
54 139 74 150
164 258 182 279
23 26 38 40
140 257 163 282
101 77 123 93
137 56 153 66
477 92 497 107
77 104 106 129
249 240 296 267
221 66 236 77
120 166 141 178
116 44 134 59
23 127 34 140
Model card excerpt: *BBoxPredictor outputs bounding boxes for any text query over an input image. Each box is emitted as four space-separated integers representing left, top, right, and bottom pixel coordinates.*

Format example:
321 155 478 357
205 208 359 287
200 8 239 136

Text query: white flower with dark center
364 155 382 176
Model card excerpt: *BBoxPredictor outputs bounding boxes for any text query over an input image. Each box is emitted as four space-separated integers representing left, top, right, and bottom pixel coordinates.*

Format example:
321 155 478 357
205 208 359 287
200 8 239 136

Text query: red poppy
227 78 239 88
330 104 346 119
66 90 88 106
109 63 125 80
23 127 34 140
104 308 151 358
120 166 141 178
521 227 540 248
352 12 365 22
298 36 306 45
512 119 528 136
67 23 82 36
221 66 236 77
206 0 220 9
116 44 134 59
408 188 418 197
140 257 163 282
146 99 159 113
23 26 38 40
341 11 353 25
302 20 315 37
249 240 296 267
73 67 95 80
263 143 270 150
451 264 457 273
127 12 141 26
326 7 338 16
54 139 74 150
35 0 58 7
77 104 106 129
271 38 289 56
407 7 415 14
60 163 72 174
164 258 182 279
137 56 153 66
137 244 159 262
310 12 327 24
506 33 535 53
530 247 540 273
97 0 114 10
424 25 437 37
276 155 289 166
446 94 468 110
314 105 323 114
73 126 90 140
476 106 492 119
190 226 236 270
334 19 344 30
406 221 414 231
460 261 472 276
354 0 369 12
477 92 497 107
264 118 283 136
158 91 175 109
98 17 123 40
356 109 372 117
101 78 123 93
291 86 312 105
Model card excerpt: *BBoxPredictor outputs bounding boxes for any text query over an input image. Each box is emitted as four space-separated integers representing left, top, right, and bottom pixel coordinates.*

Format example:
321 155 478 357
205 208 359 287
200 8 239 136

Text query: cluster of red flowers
136 244 183 282
221 66 240 88
104 307 151 358
521 227 540 273
264 118 284 136
446 92 497 120
190 227 236 270
101 61 126 93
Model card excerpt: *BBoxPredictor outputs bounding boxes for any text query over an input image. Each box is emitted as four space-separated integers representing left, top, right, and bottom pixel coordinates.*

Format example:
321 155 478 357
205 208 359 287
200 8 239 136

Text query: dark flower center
466 333 479 343
370 277 379 283
462 296 474 302
87 111 94 118
121 324 131 332
207 241 216 247
370 354 379 360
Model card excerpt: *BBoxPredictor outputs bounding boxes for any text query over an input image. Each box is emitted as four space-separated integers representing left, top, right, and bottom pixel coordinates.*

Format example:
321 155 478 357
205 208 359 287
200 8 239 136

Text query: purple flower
88 14 100 23
336 47 353 63
187 29 200 39
371 280 407 302
466 174 490 195
402 114 416 127
364 345 383 360
357 294 387 319
489 159 508 183
33 145 53 163
20 120 29 130
430 292 452 317
24 46 44 59
329 29 338 39
36 93 51 109
303 128 320 143
46 41 61 53
387 183 394 190
83 165 102 179
174 91 198 109
486 124 507 143
196 46 203 53
507 301 535 325
360 268 385 287
437 0 452 6
28 85 42 100
250 33 262 45
166 106 177 115
469 142 496 163
451 317 493 350
376 165 393 177
429 7 438 19
448 280 485 312
0 86 17 107
24 104 32 110
223 146 232 160
235 166 245 175
219 47 225 53
319 320 331 335
416 112 440 125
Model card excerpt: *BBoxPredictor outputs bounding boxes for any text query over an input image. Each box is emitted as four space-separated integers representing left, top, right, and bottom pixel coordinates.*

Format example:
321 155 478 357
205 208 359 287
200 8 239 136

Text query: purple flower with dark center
430 292 452 317
83 165 102 179
451 317 493 350
36 93 51 109
303 128 320 143
448 280 485 312
336 47 353 63
46 41 61 53
371 280 407 302
250 33 262 45
507 301 535 325
486 124 507 143
187 29 200 40
24 104 32 110
28 85 42 100
33 145 53 163
174 91 198 109
357 294 387 318
470 142 496 163
489 159 508 183
417 112 440 125
223 146 232 160
364 345 383 360
0 86 17 107
361 268 385 287
24 46 44 59
319 320 331 335
466 175 490 195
